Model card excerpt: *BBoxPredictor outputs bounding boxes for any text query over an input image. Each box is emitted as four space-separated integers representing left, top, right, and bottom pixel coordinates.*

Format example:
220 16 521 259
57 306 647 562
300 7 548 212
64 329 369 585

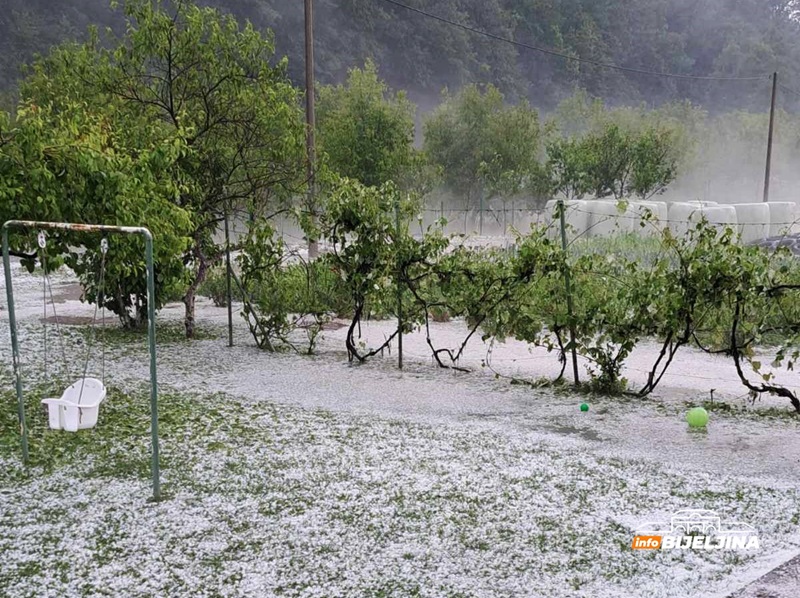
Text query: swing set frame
2 220 162 501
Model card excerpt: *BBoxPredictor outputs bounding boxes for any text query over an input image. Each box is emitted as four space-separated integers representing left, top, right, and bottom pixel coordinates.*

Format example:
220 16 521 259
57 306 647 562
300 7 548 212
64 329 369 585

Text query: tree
20 0 307 337
545 137 591 200
546 122 680 200
423 84 548 207
0 101 192 328
319 176 412 362
628 127 679 199
316 60 419 189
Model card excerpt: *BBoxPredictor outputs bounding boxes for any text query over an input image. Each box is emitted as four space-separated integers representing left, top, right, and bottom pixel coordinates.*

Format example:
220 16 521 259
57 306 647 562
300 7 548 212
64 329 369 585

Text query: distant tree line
2 0 800 111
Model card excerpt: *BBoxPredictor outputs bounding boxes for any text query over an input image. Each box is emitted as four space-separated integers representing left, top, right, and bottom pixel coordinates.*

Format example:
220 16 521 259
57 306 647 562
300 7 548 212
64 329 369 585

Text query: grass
0 383 219 485
3 376 800 597
571 232 666 265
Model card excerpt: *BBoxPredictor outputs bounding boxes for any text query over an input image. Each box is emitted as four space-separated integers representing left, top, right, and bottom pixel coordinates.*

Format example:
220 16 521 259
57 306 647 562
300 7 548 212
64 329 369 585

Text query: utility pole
304 0 318 257
763 72 778 203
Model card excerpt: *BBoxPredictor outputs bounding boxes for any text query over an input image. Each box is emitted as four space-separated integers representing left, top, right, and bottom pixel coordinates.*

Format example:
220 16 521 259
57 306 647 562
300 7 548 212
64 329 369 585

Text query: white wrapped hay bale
767 202 798 237
544 199 590 241
686 201 718 207
667 202 699 238
702 206 738 235
668 203 737 239
629 201 668 236
733 203 770 243
583 200 633 237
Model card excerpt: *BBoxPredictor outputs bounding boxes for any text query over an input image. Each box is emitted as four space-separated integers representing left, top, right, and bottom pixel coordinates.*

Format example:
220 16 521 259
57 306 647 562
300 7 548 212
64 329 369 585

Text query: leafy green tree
318 174 449 362
317 60 419 189
20 0 307 337
545 137 591 200
546 122 680 200
628 128 679 199
582 124 633 200
423 84 548 207
554 91 702 147
0 101 192 327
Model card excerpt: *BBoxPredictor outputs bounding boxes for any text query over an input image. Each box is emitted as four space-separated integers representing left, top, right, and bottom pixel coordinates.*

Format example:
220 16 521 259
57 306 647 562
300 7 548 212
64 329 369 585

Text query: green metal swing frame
2 220 162 501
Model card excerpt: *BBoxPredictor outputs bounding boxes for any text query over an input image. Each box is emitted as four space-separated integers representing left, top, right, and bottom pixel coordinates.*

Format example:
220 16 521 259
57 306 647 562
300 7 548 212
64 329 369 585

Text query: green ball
686 407 709 428
580 403 589 412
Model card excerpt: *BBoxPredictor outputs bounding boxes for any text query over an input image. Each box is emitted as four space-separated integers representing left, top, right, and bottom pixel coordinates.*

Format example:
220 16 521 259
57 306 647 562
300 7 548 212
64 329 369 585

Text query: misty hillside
2 0 800 111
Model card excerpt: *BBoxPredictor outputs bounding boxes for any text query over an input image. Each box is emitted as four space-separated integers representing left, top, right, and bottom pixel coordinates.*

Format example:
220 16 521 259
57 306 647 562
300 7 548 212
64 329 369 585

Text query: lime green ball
686 407 709 428
580 403 589 412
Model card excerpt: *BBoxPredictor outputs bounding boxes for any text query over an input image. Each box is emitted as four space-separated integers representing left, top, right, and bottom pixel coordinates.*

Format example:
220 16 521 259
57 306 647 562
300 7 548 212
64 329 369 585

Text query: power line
376 0 770 82
778 82 800 99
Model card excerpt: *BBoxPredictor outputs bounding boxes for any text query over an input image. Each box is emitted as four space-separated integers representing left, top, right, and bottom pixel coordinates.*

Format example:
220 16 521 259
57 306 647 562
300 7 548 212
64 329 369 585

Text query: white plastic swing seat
41 378 107 432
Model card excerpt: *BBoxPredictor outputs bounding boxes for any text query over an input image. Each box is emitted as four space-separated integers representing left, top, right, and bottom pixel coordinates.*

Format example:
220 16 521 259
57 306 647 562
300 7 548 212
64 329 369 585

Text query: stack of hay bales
733 204 770 243
541 199 680 239
540 199 800 242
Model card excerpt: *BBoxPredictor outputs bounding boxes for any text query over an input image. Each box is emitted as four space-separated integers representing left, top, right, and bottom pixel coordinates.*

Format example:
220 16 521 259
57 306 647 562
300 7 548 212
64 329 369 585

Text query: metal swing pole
143 230 161 501
2 228 29 463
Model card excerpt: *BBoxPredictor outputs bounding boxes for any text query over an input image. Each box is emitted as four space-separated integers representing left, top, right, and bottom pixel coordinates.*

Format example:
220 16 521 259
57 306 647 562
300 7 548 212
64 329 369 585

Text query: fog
665 111 800 205
3 0 800 207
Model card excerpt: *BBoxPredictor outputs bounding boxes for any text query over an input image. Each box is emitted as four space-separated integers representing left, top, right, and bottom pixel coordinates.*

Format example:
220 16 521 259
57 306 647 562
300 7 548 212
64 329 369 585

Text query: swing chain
39 231 71 384
100 238 107 385
39 232 110 402
41 232 47 386
79 238 108 401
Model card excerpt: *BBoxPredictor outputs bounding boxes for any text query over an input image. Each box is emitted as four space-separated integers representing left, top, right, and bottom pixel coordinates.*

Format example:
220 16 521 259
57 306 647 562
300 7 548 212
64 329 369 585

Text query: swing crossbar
2 220 162 501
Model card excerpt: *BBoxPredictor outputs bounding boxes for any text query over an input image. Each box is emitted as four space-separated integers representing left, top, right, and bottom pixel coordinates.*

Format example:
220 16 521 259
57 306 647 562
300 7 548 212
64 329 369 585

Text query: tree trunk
183 288 197 339
183 247 210 339
345 300 364 362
